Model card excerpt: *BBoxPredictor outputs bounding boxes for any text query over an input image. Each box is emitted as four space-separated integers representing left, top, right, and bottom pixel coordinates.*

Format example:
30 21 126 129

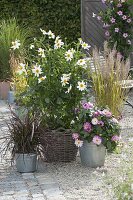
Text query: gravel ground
46 90 133 200
0 90 133 200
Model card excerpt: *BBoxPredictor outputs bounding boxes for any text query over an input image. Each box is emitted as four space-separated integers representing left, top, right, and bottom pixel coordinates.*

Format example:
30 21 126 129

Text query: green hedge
0 0 81 42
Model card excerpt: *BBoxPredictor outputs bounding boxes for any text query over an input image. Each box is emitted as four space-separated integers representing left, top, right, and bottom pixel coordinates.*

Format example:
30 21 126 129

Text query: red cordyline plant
97 0 132 59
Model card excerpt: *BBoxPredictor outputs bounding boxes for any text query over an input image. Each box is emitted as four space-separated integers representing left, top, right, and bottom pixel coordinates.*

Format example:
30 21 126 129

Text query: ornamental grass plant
90 42 130 118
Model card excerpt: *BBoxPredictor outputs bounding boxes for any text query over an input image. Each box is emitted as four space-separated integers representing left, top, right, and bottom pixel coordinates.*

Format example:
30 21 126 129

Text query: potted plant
14 30 90 162
72 102 120 167
1 109 40 173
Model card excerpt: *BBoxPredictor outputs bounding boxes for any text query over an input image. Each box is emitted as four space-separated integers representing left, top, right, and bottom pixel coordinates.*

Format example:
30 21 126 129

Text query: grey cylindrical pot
15 153 37 173
79 141 106 168
8 91 15 104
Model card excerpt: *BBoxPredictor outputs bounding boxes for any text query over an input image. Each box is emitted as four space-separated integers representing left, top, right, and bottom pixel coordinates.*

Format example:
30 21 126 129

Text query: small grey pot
15 153 37 173
8 91 15 104
79 141 106 168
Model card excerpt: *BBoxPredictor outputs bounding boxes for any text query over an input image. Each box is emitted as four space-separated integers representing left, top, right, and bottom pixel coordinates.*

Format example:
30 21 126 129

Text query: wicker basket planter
40 128 78 162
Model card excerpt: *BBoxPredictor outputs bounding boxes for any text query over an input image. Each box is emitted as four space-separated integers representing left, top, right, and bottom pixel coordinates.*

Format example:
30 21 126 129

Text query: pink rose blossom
110 18 116 23
82 102 94 110
127 18 131 23
105 31 110 37
83 122 92 132
111 135 120 142
123 33 128 38
72 133 79 140
93 135 102 145
117 11 123 16
115 28 119 32
122 15 127 20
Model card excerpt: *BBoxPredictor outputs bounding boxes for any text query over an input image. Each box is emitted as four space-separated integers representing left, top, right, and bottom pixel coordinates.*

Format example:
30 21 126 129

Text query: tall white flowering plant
16 29 91 129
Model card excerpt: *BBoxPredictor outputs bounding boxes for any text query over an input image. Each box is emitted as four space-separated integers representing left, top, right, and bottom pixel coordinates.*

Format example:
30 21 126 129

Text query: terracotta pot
0 81 10 100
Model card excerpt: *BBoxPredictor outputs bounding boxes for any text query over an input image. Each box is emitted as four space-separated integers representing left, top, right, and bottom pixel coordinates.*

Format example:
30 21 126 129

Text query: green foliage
0 0 81 43
0 18 31 80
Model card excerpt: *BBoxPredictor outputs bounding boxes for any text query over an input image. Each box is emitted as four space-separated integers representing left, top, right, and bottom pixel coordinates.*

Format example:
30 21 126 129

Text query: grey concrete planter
79 141 106 168
8 91 15 104
15 153 37 173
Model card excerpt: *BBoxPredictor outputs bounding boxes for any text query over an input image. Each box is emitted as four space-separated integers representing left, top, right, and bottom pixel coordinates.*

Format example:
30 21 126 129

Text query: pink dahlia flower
83 122 92 132
72 133 79 140
92 135 102 145
111 135 120 142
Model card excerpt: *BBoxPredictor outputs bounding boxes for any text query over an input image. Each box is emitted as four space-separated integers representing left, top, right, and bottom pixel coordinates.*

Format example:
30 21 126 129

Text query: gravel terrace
0 90 133 200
